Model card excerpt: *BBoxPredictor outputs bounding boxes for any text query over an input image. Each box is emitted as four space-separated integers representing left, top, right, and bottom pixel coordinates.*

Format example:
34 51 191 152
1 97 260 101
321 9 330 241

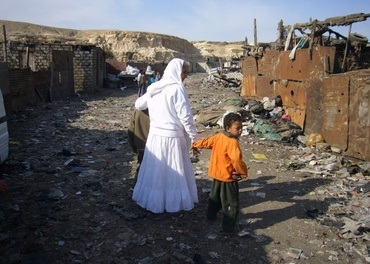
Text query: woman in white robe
132 58 199 213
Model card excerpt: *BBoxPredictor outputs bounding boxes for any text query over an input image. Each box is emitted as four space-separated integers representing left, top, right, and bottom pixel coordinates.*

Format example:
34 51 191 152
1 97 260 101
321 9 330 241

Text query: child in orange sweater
192 112 248 235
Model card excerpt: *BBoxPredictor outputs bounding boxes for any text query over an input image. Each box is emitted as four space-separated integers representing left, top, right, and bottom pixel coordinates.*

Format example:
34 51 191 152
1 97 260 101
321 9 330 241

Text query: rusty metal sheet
321 76 349 150
241 76 256 97
346 71 370 160
241 46 370 160
273 49 313 80
275 80 307 128
273 47 334 81
303 80 324 135
242 57 257 76
256 76 273 98
286 107 306 129
257 50 279 78
316 46 336 75
242 75 307 128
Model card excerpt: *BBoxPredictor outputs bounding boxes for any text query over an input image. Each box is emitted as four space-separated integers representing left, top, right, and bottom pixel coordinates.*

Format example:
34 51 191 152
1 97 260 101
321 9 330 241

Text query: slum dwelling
241 13 370 160
0 40 106 114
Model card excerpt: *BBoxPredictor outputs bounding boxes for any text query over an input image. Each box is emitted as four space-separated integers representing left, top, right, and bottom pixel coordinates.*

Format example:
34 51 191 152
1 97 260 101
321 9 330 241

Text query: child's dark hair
223 112 242 129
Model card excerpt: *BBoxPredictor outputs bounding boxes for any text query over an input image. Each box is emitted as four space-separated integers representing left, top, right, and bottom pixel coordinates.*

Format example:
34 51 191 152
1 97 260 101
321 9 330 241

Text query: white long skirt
132 133 198 213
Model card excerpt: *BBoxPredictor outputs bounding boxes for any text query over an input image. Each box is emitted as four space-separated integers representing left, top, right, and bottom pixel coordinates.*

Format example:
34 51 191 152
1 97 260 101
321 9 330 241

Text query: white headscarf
146 58 185 97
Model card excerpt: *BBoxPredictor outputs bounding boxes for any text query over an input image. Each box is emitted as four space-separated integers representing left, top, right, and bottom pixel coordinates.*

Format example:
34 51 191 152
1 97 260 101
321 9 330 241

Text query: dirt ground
0 73 369 264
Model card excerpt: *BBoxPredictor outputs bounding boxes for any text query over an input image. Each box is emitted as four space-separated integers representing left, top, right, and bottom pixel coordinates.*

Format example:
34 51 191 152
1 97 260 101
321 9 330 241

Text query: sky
1 0 370 42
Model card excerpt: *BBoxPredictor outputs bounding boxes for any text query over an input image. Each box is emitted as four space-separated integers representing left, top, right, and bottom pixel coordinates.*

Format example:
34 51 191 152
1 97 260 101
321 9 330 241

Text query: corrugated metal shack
241 13 370 161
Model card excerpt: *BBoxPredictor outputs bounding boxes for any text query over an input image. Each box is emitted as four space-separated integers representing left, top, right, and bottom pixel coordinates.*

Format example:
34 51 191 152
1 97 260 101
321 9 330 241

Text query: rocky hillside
0 20 245 63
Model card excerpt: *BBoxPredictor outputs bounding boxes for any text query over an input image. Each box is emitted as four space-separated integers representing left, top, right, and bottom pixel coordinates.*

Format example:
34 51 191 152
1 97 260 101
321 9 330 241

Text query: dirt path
0 73 368 263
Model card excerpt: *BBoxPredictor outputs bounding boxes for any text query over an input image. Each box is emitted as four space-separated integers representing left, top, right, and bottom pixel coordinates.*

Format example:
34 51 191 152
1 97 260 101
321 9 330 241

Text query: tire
349 33 368 43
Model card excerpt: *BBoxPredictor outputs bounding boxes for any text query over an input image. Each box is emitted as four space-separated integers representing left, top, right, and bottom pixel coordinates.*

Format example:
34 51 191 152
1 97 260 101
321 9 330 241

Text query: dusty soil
0 73 368 264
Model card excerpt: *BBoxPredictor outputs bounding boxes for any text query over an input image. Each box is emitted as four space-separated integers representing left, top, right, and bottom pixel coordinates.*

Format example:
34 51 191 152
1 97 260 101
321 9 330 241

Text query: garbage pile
117 65 140 77
204 67 243 88
194 94 304 144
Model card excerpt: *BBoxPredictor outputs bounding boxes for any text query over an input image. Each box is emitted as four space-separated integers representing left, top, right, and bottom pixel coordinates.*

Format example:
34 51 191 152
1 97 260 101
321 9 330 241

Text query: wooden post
254 19 257 49
308 20 316 60
284 26 294 51
342 24 352 72
2 25 7 63
49 62 54 102
277 19 284 47
26 47 29 68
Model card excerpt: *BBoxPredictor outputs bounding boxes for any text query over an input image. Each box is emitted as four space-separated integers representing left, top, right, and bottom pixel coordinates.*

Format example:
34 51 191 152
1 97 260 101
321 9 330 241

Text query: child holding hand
192 112 248 235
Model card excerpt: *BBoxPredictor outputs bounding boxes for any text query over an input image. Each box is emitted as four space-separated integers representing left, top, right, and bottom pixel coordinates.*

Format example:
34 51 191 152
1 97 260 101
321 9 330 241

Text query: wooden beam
293 12 370 29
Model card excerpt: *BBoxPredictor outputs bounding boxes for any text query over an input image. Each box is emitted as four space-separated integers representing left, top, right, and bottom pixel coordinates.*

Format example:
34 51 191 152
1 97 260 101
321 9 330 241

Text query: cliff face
0 20 245 63
76 30 203 62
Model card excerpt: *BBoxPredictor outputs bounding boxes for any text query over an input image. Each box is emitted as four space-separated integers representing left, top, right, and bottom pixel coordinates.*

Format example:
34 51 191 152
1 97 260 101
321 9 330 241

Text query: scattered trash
209 251 221 259
178 243 191 251
306 133 325 147
205 231 218 240
286 248 303 259
48 189 64 200
252 153 268 160
202 187 211 193
78 169 98 178
69 250 81 255
237 229 250 237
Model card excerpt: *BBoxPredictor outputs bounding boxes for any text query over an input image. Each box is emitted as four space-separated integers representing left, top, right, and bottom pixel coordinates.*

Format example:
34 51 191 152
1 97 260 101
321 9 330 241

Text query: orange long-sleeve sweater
192 131 248 182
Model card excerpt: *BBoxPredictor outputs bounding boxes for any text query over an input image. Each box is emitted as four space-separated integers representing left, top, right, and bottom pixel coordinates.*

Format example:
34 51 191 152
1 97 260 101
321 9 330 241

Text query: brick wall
73 47 106 93
0 43 73 70
0 42 106 93
3 68 50 113
0 43 107 113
